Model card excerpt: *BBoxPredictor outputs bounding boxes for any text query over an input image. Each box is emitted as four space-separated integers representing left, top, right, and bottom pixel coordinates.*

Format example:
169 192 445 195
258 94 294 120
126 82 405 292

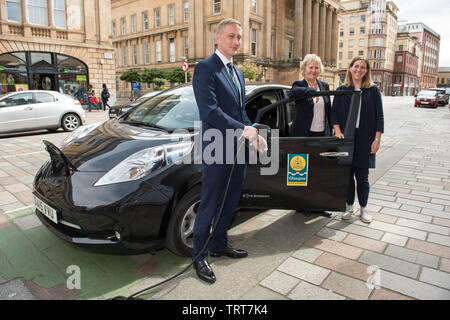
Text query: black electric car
33 84 360 256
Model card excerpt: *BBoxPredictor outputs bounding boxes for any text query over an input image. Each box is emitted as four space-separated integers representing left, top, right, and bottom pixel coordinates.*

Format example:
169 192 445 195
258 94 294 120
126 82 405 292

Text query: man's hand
244 126 268 154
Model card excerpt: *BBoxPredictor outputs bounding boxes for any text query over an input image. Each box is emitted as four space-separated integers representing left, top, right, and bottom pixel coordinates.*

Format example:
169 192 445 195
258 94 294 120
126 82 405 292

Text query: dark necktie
227 62 240 95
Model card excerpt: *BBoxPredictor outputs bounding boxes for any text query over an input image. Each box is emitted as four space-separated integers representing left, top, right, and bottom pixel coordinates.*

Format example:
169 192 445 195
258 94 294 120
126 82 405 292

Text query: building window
348 40 354 47
131 15 136 33
349 28 354 36
169 39 176 62
339 41 343 48
112 21 117 37
340 29 344 37
114 48 118 67
142 12 148 31
339 52 343 59
349 16 355 24
28 0 48 26
53 0 66 28
251 29 257 56
212 30 218 52
360 15 366 22
169 5 175 25
155 8 161 28
251 0 257 13
213 0 221 14
122 47 127 66
359 39 365 46
184 2 189 22
133 45 138 65
288 39 294 60
6 0 21 22
360 27 365 34
121 18 126 35
348 51 353 59
156 40 162 63
144 43 150 64
398 45 403 51
270 34 274 59
183 36 189 58
397 55 403 63
359 50 364 56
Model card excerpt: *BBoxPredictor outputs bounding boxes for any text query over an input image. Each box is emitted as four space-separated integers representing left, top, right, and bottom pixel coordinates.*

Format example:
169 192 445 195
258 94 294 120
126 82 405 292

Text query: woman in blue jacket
331 56 384 223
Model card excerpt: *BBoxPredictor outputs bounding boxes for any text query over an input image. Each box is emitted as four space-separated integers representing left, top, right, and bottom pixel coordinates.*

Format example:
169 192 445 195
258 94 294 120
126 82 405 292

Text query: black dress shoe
210 247 248 258
193 260 216 284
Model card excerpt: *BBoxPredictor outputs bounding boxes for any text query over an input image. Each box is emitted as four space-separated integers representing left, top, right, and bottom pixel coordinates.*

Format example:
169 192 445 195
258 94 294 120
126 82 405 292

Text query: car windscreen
418 91 436 97
119 86 199 131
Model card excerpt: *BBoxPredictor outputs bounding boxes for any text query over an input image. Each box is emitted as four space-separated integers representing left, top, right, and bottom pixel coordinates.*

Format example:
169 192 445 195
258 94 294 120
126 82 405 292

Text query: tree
120 70 141 98
165 68 192 84
141 68 167 89
153 77 168 90
238 61 259 81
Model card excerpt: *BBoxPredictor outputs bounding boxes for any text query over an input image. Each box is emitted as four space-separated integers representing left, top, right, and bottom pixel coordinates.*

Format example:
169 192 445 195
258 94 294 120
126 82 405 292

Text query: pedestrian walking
330 56 384 223
101 84 110 111
87 84 96 112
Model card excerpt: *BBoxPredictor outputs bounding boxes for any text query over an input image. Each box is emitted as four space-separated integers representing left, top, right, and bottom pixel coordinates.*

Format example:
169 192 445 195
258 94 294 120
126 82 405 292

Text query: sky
393 0 450 67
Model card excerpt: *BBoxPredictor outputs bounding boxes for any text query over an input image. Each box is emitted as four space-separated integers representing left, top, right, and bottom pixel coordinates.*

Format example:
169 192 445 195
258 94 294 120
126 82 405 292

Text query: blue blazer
330 85 384 168
288 79 332 137
193 53 251 162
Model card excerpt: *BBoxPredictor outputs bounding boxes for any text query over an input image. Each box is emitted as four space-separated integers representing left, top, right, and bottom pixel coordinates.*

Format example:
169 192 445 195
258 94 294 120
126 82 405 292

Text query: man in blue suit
192 18 267 284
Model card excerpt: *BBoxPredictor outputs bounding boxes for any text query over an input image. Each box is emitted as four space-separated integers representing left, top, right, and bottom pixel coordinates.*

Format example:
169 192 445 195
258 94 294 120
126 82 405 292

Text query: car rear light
74 102 81 105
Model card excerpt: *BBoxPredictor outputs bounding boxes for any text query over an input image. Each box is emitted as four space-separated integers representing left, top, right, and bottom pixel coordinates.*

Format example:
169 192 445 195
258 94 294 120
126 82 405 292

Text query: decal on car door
287 154 309 186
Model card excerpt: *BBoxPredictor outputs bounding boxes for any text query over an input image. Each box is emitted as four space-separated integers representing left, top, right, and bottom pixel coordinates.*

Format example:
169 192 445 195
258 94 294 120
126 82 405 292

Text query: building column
331 8 338 66
275 0 285 59
302 0 312 56
264 0 272 59
311 0 319 55
325 4 332 63
293 0 303 60
318 1 326 60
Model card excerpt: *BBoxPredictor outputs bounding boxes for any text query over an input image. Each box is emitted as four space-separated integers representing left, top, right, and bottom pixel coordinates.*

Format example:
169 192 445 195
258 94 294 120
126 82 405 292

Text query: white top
310 88 325 132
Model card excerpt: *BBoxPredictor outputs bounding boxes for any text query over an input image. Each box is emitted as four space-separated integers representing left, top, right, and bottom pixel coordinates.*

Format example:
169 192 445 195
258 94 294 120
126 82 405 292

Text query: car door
241 89 359 212
0 92 36 133
32 92 60 127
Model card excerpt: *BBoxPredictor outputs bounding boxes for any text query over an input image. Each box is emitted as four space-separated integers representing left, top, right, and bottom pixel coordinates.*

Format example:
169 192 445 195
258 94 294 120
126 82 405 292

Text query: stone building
437 67 450 90
338 0 398 95
392 31 421 96
398 22 440 90
111 0 342 98
0 0 114 102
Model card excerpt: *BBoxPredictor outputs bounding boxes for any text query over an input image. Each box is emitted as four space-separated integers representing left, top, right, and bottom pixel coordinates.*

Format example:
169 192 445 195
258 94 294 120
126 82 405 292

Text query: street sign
181 61 189 72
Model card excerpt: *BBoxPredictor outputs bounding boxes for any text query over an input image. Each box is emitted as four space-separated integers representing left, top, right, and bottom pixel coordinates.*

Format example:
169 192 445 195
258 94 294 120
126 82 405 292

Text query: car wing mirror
0 102 5 107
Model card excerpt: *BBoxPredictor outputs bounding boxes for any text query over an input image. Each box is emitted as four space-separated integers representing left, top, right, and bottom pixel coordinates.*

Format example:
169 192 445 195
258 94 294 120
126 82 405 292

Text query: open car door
241 90 360 212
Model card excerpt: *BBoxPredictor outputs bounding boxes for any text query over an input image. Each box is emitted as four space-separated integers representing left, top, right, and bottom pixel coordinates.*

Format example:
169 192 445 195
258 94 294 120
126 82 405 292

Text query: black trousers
347 166 369 207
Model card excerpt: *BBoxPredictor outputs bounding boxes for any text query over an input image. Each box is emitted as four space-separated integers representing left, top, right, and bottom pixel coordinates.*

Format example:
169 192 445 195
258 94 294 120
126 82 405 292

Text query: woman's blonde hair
300 54 324 77
344 56 374 88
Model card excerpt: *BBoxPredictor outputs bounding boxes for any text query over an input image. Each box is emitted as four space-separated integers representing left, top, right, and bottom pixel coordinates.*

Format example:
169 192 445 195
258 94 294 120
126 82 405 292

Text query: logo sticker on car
287 154 309 186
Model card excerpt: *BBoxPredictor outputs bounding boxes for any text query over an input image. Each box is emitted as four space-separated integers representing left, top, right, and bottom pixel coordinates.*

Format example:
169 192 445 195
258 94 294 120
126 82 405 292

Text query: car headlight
94 141 193 187
60 122 101 148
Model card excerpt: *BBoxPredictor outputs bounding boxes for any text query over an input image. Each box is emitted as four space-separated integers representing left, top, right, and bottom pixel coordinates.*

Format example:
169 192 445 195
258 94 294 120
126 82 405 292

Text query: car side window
2 93 33 107
35 92 55 104
246 91 278 129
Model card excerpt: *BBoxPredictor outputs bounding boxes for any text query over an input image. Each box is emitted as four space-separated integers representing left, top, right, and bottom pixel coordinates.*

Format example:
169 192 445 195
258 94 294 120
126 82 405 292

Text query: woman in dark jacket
289 54 332 137
331 56 384 223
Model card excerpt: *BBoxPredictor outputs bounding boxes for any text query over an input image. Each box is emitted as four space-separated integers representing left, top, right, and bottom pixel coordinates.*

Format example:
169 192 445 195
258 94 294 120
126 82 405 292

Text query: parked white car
0 90 86 134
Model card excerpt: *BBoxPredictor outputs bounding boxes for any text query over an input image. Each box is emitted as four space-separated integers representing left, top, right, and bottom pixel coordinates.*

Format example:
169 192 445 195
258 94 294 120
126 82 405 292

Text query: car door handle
25 107 33 111
319 152 349 157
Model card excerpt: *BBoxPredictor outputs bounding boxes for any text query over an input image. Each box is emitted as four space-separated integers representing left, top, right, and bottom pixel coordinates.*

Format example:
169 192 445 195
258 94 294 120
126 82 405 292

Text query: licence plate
421 101 428 104
33 194 58 224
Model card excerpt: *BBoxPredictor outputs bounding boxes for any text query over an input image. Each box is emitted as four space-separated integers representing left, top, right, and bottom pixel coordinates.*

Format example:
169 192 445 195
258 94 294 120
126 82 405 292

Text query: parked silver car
0 90 86 134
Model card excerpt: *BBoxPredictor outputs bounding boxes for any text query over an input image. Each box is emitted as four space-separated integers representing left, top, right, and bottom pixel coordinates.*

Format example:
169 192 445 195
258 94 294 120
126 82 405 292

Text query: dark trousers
102 99 110 110
347 166 369 207
192 163 247 262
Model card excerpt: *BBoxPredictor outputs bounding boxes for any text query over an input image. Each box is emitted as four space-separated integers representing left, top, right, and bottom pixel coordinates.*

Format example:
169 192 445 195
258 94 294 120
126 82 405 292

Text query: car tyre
62 113 81 132
166 185 201 257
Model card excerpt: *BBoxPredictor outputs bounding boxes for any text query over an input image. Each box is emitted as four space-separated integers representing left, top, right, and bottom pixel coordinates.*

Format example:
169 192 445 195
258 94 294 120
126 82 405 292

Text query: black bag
102 89 110 100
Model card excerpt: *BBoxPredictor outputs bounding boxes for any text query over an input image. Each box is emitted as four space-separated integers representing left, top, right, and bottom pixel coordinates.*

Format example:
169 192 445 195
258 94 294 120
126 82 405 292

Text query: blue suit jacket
193 53 251 162
288 79 332 137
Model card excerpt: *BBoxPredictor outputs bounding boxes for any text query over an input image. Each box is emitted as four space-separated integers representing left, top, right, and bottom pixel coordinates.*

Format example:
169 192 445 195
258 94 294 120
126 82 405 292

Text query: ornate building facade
111 0 342 98
0 0 114 101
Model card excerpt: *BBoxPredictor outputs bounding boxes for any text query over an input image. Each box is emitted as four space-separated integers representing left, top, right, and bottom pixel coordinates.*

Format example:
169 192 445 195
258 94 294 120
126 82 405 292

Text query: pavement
0 97 450 300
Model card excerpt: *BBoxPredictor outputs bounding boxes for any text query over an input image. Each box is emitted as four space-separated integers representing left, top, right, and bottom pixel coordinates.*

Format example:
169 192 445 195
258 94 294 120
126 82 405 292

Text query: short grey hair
217 18 242 34
300 54 324 76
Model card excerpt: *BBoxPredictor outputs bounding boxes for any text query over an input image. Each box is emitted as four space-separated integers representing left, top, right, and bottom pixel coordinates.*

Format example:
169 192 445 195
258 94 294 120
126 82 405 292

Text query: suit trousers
346 166 370 207
192 163 247 261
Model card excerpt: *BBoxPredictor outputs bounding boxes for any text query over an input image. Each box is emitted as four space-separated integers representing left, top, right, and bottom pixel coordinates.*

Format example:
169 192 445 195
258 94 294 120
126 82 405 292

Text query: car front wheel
166 186 201 257
62 113 81 132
